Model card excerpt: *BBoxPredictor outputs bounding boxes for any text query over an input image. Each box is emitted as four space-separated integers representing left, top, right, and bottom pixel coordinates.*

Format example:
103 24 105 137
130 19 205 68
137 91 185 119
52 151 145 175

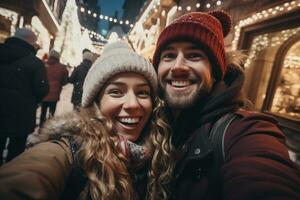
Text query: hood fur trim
39 111 84 142
225 49 247 68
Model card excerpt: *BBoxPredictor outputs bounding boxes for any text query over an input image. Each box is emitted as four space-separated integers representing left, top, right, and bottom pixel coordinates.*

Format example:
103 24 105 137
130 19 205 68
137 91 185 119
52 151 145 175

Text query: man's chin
163 86 211 110
165 93 198 109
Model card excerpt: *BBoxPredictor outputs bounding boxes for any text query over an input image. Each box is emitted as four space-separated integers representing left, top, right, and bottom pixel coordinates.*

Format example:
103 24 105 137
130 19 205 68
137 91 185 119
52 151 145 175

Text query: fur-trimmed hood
39 111 83 143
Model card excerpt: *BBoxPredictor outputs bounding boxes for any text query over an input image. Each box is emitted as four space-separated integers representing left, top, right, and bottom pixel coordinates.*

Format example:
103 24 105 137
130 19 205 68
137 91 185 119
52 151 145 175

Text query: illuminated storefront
234 1 300 134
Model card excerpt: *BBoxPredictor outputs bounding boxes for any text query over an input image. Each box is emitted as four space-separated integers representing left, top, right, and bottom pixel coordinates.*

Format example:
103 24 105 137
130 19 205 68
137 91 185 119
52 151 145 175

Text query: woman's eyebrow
107 82 149 87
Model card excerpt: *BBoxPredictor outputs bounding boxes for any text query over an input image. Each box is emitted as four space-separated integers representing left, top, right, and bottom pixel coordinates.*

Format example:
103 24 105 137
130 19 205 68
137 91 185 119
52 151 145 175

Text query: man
39 49 68 127
0 28 49 164
69 51 94 109
153 11 300 199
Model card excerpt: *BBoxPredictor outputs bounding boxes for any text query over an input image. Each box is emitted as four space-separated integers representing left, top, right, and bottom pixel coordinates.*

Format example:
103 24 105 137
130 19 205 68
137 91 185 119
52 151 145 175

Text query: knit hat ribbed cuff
82 41 157 107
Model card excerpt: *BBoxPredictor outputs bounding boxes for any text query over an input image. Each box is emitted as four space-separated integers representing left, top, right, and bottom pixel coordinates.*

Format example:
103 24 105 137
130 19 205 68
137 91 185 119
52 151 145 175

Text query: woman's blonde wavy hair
71 96 174 200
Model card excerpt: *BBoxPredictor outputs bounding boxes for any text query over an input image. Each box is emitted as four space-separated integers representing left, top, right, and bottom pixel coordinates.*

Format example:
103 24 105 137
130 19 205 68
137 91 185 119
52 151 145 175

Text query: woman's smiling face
99 72 153 142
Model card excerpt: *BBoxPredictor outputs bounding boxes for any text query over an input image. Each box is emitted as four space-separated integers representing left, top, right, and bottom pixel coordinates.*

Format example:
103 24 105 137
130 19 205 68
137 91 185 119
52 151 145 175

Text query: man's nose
171 53 190 74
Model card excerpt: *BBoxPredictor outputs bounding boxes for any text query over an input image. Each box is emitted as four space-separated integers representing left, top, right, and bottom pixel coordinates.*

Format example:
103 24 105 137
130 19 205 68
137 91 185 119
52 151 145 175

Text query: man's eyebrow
161 46 175 51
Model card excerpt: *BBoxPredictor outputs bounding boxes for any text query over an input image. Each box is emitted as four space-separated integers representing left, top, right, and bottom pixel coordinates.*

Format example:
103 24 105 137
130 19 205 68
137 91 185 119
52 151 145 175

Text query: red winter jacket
169 64 300 200
172 109 300 200
43 61 68 102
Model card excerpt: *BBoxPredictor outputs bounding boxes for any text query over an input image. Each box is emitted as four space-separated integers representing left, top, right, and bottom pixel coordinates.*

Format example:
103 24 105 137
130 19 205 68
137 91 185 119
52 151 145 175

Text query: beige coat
0 137 73 199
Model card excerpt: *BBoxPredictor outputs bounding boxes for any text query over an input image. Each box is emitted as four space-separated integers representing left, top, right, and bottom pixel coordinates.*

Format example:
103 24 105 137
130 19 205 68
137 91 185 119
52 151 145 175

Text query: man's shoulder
226 109 283 139
234 109 278 124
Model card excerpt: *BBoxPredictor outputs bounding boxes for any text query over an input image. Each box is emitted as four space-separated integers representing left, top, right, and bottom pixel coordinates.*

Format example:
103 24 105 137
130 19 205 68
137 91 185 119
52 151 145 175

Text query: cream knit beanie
81 40 157 107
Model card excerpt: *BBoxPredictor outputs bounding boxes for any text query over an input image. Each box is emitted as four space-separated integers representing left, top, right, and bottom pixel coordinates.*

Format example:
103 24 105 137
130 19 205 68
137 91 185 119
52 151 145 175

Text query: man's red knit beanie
152 10 232 81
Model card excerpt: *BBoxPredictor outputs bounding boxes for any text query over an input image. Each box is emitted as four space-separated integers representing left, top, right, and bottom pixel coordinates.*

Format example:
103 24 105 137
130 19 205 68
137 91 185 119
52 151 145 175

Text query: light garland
78 6 134 28
232 0 300 50
80 27 107 41
171 1 222 12
130 0 223 42
244 27 300 68
131 0 222 30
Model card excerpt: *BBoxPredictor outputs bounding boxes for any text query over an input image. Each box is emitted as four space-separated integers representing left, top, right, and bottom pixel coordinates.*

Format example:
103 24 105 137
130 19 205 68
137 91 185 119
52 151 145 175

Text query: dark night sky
98 0 125 35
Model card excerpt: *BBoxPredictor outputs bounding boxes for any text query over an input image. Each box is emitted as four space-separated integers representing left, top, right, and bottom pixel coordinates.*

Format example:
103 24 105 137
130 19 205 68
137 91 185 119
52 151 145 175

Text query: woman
0 41 173 200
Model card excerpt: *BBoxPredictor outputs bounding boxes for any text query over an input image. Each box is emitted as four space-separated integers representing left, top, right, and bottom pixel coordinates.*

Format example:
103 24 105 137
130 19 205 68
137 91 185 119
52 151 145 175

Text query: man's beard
163 83 211 109
160 74 214 109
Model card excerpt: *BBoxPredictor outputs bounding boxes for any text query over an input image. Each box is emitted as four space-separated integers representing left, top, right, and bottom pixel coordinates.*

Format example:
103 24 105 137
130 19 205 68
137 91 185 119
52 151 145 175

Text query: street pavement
27 83 73 146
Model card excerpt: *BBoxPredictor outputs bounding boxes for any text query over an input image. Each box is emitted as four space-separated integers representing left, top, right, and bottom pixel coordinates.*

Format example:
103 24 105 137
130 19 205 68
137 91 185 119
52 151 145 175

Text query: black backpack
206 113 238 199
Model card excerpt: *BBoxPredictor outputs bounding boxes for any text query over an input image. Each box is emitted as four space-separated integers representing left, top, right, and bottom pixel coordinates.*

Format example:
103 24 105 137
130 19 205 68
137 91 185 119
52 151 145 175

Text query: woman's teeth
118 117 140 125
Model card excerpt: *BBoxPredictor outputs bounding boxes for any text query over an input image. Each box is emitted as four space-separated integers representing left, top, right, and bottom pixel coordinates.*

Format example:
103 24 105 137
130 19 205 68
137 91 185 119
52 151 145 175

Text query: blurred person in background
69 50 94 109
39 49 68 127
0 27 48 165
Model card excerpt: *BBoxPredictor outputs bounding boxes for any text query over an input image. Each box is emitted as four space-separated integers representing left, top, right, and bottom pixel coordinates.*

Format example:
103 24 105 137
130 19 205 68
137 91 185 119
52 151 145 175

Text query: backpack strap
209 113 238 164
206 112 238 199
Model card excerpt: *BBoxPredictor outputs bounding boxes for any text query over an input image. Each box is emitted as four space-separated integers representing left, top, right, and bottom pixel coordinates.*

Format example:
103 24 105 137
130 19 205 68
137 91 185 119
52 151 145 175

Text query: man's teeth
171 80 191 87
119 118 140 124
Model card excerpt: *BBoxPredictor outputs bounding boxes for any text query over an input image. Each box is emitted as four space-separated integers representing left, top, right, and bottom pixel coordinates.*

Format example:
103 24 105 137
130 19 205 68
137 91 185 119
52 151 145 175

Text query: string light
244 27 300 68
129 0 224 52
81 26 107 42
232 0 300 50
78 6 133 27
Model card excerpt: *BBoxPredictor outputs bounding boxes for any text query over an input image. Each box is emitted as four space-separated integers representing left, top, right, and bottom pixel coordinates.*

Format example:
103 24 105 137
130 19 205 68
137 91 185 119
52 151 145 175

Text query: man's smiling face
158 42 214 109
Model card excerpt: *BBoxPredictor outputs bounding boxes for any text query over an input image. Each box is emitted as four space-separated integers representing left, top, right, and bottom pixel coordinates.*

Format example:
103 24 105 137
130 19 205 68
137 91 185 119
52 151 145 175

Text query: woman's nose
123 93 140 110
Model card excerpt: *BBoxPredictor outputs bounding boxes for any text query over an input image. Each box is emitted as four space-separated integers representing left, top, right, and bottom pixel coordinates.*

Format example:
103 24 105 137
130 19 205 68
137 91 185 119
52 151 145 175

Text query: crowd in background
0 28 96 164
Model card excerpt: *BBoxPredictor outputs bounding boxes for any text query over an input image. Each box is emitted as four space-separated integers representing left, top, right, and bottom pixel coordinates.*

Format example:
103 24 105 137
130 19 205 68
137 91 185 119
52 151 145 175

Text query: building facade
0 0 67 57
